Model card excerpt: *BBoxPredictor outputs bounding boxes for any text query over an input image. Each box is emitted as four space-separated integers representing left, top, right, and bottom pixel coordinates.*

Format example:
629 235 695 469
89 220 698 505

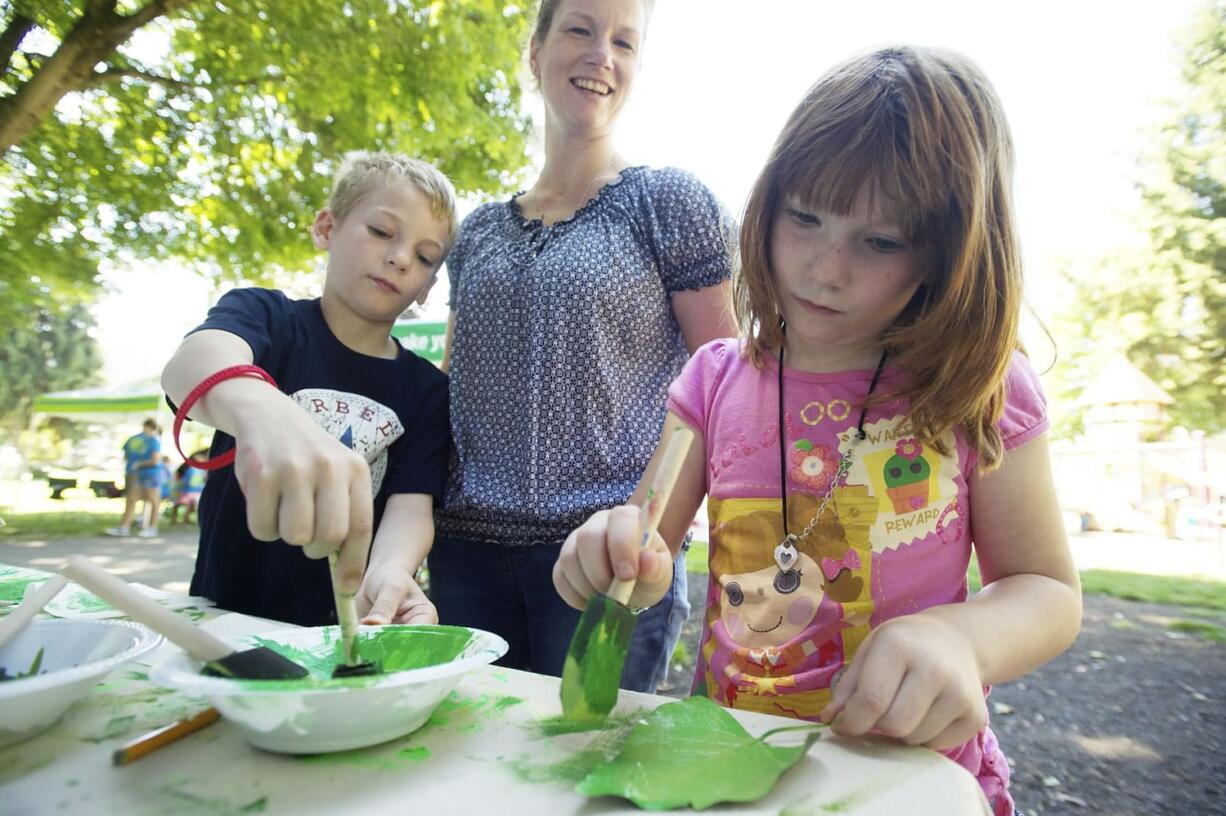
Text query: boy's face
313 183 449 325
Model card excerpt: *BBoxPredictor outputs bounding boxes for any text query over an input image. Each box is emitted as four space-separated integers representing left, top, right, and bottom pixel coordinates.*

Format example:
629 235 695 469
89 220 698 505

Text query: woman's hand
820 612 988 751
553 506 674 612
356 565 438 625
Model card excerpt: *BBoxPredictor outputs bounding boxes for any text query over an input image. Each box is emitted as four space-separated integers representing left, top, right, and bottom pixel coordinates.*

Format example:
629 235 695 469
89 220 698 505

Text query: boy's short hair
328 151 459 248
142 418 157 430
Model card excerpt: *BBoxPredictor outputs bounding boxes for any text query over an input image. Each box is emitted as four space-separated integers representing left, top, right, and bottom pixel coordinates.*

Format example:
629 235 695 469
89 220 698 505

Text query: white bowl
0 619 163 747
151 624 507 754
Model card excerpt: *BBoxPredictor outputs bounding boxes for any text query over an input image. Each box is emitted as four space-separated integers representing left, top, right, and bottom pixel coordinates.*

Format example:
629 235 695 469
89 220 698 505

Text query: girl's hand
553 506 674 612
356 565 438 625
820 613 987 751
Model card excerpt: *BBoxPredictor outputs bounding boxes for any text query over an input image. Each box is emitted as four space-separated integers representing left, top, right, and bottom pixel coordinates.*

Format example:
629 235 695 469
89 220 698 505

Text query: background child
161 151 456 627
105 418 162 538
168 450 208 526
553 47 1082 815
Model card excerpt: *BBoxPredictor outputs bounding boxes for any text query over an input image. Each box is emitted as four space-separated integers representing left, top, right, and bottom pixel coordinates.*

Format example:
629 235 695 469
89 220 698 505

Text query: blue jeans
429 535 689 693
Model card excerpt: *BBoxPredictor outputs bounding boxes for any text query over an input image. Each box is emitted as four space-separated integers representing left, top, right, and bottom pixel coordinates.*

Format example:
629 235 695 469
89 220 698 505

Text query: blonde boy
162 152 457 626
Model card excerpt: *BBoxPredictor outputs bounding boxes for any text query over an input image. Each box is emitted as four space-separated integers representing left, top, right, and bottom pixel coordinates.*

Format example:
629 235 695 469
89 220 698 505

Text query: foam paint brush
560 427 694 723
62 556 309 680
327 553 380 678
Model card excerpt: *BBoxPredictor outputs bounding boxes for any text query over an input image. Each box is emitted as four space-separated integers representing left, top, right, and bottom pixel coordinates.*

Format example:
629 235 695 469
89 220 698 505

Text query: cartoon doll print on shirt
701 485 879 718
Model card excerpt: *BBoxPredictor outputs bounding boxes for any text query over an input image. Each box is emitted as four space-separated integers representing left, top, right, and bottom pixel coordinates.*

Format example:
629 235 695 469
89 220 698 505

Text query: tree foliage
1051 0 1225 434
0 0 532 321
0 300 103 431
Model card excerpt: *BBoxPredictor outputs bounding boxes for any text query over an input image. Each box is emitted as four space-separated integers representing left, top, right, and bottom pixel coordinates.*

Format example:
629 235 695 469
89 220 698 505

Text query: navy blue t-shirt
186 288 449 625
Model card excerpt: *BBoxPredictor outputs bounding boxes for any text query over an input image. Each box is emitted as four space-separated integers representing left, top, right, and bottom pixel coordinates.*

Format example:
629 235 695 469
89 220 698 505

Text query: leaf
576 696 822 810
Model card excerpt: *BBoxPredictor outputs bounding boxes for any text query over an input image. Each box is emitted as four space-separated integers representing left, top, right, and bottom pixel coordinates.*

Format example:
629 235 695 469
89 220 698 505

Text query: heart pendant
774 535 798 571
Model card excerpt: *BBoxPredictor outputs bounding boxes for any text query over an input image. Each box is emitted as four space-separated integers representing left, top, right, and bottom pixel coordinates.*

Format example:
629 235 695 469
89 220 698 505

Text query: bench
88 479 123 498
48 477 77 499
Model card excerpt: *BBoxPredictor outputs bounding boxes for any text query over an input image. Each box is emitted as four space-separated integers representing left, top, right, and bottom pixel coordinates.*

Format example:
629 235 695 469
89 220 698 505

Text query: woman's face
529 0 646 139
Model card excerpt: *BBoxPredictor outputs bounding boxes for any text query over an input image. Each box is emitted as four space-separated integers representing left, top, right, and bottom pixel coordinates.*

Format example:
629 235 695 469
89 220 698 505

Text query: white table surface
0 590 992 816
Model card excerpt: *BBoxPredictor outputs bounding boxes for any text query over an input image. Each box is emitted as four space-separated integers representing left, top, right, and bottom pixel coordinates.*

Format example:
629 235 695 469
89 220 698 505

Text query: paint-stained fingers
604 504 644 583
552 555 590 612
330 462 373 590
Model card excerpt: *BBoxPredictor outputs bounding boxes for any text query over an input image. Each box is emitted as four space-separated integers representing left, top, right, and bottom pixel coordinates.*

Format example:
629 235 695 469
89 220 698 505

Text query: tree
0 299 103 433
1050 0 1225 434
0 0 531 321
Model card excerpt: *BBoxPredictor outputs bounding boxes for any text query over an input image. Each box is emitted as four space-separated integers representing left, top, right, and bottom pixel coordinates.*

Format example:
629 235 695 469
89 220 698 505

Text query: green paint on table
530 709 645 738
0 565 54 603
397 745 430 761
150 782 267 815
221 625 474 690
416 692 526 735
575 696 823 810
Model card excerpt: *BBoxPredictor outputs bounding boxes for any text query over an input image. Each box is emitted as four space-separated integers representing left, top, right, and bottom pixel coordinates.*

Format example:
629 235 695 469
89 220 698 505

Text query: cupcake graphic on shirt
884 438 931 514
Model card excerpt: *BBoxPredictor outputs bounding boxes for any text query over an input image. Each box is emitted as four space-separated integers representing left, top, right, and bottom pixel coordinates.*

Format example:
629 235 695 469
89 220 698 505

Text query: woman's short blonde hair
733 46 1024 470
329 151 458 248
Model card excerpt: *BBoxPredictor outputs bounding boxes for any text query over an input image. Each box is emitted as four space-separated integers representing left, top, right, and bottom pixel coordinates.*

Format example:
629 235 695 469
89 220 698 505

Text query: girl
552 46 1081 815
436 0 737 690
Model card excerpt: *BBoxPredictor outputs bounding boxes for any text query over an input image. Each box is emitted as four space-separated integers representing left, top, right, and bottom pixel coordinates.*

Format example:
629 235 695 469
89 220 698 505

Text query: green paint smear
151 784 268 816
296 740 432 771
575 696 823 810
0 565 54 603
531 709 645 738
560 594 636 723
416 692 526 735
212 625 474 691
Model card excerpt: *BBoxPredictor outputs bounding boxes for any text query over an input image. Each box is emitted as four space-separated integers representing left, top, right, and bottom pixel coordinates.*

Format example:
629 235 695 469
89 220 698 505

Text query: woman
435 0 736 691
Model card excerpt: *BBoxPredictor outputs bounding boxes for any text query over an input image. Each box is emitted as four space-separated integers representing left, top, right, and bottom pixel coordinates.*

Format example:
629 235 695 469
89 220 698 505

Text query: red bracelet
174 365 278 470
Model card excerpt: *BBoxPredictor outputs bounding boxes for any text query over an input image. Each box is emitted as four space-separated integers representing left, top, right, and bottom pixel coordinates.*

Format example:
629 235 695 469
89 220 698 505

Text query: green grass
685 539 709 575
0 509 122 539
1167 619 1226 642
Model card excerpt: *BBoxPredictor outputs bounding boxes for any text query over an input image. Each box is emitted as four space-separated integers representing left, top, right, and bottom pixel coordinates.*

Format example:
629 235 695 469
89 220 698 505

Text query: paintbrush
112 707 220 765
62 557 309 680
327 553 380 678
560 427 694 723
0 574 67 650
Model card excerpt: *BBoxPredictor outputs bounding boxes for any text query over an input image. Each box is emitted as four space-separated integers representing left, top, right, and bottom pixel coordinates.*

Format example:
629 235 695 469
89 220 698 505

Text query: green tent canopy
32 377 166 425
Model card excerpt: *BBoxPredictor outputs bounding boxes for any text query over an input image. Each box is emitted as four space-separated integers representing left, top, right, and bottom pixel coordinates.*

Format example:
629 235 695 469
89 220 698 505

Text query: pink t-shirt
667 339 1049 816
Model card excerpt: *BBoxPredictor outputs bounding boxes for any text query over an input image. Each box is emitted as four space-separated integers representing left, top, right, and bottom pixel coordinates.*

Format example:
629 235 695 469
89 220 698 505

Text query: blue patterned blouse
439 166 735 545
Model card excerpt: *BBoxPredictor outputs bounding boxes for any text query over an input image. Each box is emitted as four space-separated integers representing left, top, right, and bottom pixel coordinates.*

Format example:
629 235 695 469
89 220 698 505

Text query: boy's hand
231 395 373 591
820 613 987 751
553 505 673 612
356 567 438 625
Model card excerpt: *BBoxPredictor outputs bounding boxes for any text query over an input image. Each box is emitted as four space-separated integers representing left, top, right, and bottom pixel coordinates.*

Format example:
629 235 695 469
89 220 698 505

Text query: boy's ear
414 272 439 306
312 208 335 249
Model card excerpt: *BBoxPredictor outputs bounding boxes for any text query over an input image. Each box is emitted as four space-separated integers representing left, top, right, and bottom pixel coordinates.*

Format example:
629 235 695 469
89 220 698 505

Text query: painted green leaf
576 696 822 810
793 439 814 452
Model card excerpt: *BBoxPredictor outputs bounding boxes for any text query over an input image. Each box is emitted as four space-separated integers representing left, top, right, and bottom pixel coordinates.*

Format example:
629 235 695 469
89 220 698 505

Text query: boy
105 418 163 538
161 152 456 627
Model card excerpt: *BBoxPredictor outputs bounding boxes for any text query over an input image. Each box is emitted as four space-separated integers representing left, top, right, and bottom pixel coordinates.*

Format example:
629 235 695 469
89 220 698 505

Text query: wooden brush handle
607 427 695 606
62 556 231 662
0 574 67 649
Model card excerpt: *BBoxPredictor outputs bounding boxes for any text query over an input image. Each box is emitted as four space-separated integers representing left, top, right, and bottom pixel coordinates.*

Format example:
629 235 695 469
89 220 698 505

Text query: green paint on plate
217 625 475 690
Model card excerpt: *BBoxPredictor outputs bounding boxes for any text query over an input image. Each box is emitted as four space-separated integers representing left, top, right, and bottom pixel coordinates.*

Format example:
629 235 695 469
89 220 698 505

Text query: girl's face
529 0 646 139
769 183 928 372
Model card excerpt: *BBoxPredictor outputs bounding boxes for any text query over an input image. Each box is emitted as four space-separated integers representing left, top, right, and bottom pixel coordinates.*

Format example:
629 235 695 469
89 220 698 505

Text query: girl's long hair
733 46 1023 470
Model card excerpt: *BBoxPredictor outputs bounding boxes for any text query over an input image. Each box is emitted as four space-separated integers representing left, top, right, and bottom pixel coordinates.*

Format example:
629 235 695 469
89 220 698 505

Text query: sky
92 0 1203 384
